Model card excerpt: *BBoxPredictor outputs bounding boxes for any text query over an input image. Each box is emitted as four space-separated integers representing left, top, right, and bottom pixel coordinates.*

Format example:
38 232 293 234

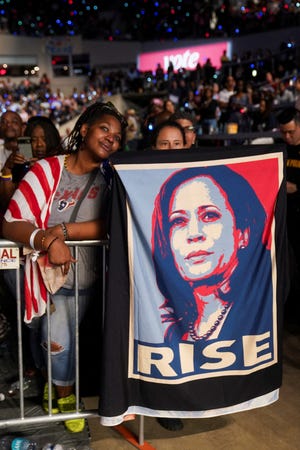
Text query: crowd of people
0 41 297 157
124 70 300 151
0 35 300 436
0 74 99 130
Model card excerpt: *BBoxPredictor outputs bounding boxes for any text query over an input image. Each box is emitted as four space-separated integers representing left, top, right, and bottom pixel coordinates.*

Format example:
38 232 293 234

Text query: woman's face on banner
168 176 240 282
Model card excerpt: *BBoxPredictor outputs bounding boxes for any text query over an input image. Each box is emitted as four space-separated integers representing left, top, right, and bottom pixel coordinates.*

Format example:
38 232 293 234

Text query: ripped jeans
32 286 95 386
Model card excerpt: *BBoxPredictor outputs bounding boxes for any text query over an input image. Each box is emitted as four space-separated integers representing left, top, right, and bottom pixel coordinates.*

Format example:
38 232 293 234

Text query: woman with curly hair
2 101 127 432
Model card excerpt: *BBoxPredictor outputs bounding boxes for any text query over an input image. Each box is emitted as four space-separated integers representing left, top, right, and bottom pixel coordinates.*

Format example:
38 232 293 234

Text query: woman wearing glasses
170 110 198 148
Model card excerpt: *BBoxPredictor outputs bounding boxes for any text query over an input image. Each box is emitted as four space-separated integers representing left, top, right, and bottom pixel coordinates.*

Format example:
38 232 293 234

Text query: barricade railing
0 238 108 429
197 129 282 145
0 238 148 447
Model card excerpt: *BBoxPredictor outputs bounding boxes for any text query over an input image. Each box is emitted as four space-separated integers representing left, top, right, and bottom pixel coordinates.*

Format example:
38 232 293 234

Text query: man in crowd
218 75 236 132
0 110 24 171
275 80 295 107
170 110 198 148
294 75 300 110
0 110 24 224
277 106 300 324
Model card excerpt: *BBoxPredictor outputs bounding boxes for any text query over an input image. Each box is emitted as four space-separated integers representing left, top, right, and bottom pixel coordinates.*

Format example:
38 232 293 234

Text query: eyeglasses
183 126 196 133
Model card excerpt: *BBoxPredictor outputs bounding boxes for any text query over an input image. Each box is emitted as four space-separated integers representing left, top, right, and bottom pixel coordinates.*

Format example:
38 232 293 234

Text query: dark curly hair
63 101 128 153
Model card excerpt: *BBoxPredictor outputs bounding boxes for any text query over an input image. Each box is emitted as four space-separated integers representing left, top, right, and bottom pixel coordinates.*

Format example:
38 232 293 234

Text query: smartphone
17 136 32 160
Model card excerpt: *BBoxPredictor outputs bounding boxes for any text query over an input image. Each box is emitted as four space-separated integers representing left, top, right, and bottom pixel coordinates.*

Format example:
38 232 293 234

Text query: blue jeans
39 287 94 386
4 269 98 386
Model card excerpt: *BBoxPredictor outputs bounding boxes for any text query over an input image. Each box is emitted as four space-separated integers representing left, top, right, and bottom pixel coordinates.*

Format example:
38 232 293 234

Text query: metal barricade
0 238 147 448
0 238 108 429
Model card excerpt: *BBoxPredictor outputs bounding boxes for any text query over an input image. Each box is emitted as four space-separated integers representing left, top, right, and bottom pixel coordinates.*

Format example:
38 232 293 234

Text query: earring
240 244 246 249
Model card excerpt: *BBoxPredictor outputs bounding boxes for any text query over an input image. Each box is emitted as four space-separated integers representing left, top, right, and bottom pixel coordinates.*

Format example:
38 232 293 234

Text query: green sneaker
42 382 59 414
57 393 85 433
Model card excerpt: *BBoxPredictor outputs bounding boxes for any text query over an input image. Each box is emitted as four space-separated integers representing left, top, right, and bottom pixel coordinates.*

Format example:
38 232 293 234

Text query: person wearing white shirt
218 75 236 132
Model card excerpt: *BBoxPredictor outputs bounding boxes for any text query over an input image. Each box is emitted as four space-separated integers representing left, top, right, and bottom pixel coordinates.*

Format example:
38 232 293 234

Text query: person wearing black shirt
277 106 300 324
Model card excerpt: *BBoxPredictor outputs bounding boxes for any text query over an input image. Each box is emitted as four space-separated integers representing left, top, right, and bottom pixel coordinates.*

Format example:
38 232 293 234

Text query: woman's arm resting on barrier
3 218 106 247
2 219 39 246
47 219 107 241
2 219 75 273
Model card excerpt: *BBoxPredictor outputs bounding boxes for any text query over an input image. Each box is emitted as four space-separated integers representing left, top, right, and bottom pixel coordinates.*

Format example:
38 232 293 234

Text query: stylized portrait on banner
99 147 287 425
115 155 281 383
151 166 267 344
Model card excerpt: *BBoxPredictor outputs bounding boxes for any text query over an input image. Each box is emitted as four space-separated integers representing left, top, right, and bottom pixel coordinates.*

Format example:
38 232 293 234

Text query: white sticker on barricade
0 247 19 269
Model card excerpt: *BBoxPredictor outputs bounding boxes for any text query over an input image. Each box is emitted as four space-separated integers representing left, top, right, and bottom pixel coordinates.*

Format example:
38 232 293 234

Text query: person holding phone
0 115 63 211
0 110 24 170
9 136 33 186
1 115 65 376
0 110 25 213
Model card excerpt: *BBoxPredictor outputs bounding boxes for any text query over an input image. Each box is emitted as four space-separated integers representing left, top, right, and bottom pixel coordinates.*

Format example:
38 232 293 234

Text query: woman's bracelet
41 234 46 251
46 236 59 251
29 228 41 250
61 222 69 240
0 174 12 181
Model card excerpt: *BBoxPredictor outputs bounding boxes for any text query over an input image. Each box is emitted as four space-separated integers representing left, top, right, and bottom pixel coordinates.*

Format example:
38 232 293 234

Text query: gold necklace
64 154 70 170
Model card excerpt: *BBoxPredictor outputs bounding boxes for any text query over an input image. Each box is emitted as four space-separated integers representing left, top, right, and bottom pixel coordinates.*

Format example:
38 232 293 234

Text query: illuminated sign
138 41 231 73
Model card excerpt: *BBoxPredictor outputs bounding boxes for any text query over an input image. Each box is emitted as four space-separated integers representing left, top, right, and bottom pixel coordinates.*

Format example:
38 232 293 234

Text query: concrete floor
85 324 300 450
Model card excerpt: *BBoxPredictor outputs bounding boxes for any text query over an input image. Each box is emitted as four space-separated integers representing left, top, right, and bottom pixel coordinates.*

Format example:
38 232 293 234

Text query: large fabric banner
99 145 288 426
